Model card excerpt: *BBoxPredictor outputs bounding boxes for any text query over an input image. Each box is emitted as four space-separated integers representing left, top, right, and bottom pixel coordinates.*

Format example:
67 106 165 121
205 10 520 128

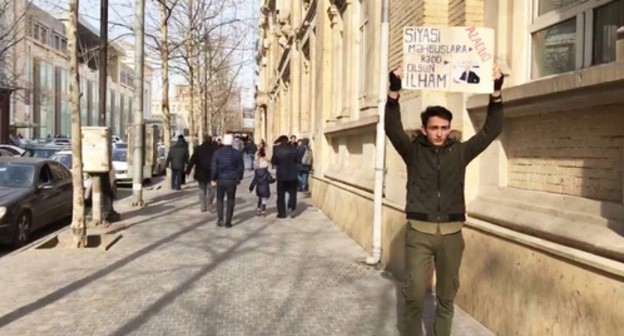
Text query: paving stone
0 173 494 336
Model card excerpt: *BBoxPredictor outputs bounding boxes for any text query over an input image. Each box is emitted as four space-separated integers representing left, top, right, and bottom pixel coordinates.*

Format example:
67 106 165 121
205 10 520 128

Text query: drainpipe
366 0 390 265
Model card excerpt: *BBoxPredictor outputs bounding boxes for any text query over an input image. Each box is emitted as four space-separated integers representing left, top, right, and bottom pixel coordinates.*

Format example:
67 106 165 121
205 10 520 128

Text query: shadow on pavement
107 222 272 336
0 218 210 328
386 270 437 336
104 202 197 235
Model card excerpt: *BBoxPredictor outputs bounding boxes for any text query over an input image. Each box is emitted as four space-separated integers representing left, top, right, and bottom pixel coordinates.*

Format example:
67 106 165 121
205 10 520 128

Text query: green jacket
385 95 503 223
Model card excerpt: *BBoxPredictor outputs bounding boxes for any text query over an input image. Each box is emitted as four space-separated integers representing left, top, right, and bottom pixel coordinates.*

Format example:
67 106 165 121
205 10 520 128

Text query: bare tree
168 0 252 138
68 0 87 247
99 0 253 146
157 0 178 186
0 0 31 92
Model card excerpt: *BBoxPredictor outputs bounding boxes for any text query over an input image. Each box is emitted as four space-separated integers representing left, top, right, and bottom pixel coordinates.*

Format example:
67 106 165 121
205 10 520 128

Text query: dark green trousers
404 227 465 336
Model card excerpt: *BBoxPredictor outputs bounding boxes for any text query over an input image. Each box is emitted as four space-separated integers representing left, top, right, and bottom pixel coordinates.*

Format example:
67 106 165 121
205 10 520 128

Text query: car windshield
112 149 127 162
114 142 128 149
50 153 72 169
22 148 61 158
0 163 35 188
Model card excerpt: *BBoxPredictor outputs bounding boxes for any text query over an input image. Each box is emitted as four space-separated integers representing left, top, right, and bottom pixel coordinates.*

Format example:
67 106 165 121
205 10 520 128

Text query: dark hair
420 106 453 127
276 135 289 144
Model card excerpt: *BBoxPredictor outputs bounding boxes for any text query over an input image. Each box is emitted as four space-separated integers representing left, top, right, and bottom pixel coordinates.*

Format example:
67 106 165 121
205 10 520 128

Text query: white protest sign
402 26 495 93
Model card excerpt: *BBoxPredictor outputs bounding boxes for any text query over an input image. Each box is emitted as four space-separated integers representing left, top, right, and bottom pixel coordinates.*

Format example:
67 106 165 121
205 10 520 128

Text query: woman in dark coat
249 154 273 217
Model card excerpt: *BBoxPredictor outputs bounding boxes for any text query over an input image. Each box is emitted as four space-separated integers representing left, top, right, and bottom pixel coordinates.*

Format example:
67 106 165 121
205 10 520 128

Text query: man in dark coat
186 134 218 212
386 66 504 335
210 134 244 228
166 134 189 190
271 135 299 218
243 137 258 171
296 137 312 192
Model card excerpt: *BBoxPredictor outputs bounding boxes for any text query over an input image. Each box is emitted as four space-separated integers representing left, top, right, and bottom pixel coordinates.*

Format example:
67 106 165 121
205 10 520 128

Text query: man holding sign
385 66 504 335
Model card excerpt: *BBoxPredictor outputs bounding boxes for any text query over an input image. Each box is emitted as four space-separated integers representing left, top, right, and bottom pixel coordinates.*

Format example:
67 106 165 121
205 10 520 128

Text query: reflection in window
593 0 624 65
532 19 576 78
538 0 582 15
112 149 127 162
0 164 35 188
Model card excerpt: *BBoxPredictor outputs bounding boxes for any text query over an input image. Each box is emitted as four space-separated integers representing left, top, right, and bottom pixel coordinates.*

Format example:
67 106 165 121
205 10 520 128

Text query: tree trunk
160 0 172 186
186 0 195 155
68 0 86 247
131 0 146 207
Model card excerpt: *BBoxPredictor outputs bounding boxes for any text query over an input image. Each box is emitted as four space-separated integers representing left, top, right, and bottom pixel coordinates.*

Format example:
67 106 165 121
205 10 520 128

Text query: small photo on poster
453 64 481 84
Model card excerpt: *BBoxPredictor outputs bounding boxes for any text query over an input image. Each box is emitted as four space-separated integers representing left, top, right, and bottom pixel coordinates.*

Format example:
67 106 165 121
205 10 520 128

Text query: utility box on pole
81 127 111 172
127 124 158 180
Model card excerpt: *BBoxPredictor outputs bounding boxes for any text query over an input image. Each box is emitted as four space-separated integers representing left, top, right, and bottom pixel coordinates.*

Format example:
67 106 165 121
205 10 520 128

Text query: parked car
112 148 131 185
0 149 16 157
0 157 73 247
46 138 71 147
112 142 127 149
0 145 26 157
49 150 117 202
21 145 67 159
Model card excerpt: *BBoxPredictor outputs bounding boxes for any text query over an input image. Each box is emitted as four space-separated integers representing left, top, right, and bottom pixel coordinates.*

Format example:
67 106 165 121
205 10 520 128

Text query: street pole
131 0 146 207
92 0 110 225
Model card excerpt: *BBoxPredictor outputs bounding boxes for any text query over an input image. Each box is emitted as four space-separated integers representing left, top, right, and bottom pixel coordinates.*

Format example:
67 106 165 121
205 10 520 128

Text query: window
538 0 581 15
594 0 624 64
40 27 48 45
532 19 577 77
531 0 624 78
32 23 40 40
61 39 67 52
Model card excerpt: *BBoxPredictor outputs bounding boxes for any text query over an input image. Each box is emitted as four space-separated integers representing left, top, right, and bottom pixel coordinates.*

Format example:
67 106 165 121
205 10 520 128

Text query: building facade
3 0 152 141
256 0 624 334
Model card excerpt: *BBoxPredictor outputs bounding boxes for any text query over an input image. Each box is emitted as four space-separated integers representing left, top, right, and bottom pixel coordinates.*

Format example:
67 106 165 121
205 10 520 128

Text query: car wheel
12 211 31 248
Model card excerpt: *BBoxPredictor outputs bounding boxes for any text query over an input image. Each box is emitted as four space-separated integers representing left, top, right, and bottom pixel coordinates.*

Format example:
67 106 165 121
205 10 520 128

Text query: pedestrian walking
249 152 274 217
180 136 189 185
186 134 218 212
210 134 244 228
289 135 298 147
271 135 299 218
385 66 504 336
166 134 189 190
232 135 244 153
243 137 258 171
296 137 312 192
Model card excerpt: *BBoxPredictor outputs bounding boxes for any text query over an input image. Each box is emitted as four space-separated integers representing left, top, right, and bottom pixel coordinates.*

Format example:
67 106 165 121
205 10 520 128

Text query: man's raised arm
385 67 412 162
463 66 505 163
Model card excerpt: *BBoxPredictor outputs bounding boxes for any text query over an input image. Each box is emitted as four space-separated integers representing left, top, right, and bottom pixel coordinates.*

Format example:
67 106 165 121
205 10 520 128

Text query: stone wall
505 106 623 203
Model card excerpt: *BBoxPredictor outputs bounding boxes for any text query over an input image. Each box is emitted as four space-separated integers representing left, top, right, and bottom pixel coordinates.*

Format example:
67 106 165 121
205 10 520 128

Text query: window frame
529 0 621 78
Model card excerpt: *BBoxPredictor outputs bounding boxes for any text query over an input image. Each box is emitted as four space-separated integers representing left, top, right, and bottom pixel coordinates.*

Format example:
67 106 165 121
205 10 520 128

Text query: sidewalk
0 173 494 336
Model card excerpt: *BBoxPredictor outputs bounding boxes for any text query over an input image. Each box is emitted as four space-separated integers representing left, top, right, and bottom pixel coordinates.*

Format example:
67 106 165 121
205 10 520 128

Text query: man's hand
388 67 403 99
210 181 217 187
492 66 504 97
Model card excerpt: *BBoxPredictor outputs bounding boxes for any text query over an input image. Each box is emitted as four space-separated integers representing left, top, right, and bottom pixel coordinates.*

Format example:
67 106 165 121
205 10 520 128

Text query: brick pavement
0 173 494 336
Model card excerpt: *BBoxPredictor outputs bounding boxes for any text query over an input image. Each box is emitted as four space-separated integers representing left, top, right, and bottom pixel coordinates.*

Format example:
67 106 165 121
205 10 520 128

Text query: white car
112 148 131 185
49 150 117 202
0 145 25 157
46 138 71 147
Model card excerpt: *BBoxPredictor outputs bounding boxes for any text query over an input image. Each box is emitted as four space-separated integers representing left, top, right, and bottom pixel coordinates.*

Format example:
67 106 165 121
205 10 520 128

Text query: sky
33 0 259 108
